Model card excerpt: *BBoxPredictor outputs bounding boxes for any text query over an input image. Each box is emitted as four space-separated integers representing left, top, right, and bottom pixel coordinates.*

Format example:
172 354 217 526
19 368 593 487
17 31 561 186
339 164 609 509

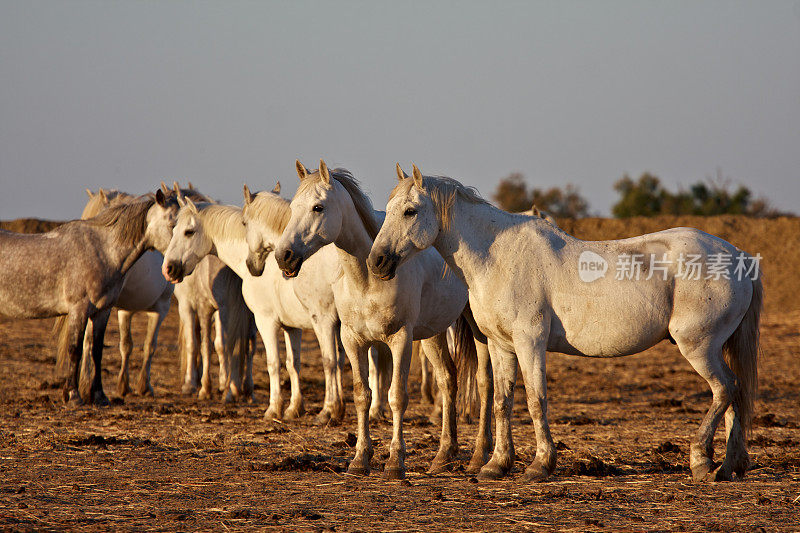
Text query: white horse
161 185 387 424
173 254 256 402
273 160 492 479
369 165 762 483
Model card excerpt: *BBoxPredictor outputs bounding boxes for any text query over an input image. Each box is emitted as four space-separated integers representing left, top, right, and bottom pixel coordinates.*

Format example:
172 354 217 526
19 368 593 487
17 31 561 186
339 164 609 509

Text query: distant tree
493 173 590 218
612 169 788 218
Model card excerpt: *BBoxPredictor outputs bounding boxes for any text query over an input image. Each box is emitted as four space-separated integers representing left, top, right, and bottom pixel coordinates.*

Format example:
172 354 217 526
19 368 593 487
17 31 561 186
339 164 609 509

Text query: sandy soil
0 304 798 532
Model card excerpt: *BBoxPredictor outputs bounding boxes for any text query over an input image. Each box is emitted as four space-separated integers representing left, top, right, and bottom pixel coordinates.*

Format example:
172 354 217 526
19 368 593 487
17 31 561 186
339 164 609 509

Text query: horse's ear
319 159 331 186
85 189 94 199
155 189 167 207
172 181 181 195
176 193 186 208
411 164 424 190
396 163 409 182
98 189 109 204
532 205 541 218
296 160 308 181
271 181 281 195
243 184 255 206
185 196 199 214
160 181 170 195
188 181 195 190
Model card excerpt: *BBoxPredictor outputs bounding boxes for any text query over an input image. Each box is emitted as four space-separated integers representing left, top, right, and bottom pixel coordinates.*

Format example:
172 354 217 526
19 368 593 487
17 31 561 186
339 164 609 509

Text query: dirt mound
557 215 800 312
0 218 63 233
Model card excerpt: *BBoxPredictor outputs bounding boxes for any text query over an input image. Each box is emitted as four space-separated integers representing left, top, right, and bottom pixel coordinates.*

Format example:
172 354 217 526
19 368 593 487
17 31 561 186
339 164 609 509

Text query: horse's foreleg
283 328 305 420
88 308 112 406
116 310 133 397
515 330 556 482
197 311 213 400
384 328 413 480
257 316 283 421
468 335 493 474
342 331 372 476
62 308 90 406
180 307 200 395
313 320 344 425
420 333 458 475
136 308 165 397
478 339 517 481
368 344 391 420
213 311 229 394
79 321 93 399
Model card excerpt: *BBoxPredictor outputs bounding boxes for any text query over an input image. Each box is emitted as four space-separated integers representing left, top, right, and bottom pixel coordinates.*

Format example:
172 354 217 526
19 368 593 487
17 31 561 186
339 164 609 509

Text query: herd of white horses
0 160 761 484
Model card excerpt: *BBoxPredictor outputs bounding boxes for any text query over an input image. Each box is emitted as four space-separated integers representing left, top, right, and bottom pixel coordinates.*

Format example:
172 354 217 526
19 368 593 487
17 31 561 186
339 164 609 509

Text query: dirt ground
0 304 797 532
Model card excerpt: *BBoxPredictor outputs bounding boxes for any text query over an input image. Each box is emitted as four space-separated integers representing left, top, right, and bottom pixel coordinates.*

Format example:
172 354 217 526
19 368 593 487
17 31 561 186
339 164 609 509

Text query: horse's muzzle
163 260 185 284
276 248 303 278
246 253 265 277
367 251 400 281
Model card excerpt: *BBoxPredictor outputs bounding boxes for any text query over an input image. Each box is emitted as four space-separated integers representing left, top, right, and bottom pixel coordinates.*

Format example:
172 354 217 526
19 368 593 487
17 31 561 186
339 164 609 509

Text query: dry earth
0 215 798 531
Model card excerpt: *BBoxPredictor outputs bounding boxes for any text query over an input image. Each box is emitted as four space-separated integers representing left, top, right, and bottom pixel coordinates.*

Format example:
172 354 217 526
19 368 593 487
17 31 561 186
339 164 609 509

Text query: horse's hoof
284 402 305 421
520 464 551 483
224 391 236 404
710 463 733 482
690 460 715 482
466 452 489 475
421 391 435 406
427 461 448 476
64 389 84 407
314 410 333 426
116 381 131 397
263 406 282 422
181 383 197 396
477 462 508 481
136 383 155 398
347 462 370 476
369 407 387 422
92 391 110 407
383 467 406 480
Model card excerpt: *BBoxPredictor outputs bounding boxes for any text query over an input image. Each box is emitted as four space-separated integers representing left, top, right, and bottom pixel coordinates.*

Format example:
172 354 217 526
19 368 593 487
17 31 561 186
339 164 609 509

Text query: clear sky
1 1 798 220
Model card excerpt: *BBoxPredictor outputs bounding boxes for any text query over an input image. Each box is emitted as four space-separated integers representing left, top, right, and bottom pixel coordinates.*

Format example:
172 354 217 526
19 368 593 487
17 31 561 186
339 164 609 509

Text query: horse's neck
434 201 526 286
201 211 251 279
84 222 149 278
333 202 375 287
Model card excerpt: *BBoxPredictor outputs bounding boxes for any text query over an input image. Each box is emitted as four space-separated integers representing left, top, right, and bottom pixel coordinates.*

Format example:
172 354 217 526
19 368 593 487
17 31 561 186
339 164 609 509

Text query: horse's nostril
283 249 293 262
375 254 385 268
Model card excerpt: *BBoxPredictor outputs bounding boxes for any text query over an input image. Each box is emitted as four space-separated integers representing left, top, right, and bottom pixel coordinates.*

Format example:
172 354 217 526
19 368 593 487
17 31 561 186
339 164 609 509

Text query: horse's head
145 189 181 252
162 197 213 283
368 164 439 280
241 182 285 277
274 159 345 278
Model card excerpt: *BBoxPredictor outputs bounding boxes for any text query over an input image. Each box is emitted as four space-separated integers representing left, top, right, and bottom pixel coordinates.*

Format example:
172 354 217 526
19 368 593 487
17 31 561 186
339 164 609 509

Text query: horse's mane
81 190 136 219
246 192 291 234
299 167 380 239
86 196 157 248
194 203 247 241
390 175 489 232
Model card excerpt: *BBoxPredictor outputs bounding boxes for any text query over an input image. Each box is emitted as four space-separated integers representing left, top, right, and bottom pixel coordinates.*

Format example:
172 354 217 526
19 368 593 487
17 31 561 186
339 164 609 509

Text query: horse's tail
219 269 253 397
453 314 478 422
723 273 762 436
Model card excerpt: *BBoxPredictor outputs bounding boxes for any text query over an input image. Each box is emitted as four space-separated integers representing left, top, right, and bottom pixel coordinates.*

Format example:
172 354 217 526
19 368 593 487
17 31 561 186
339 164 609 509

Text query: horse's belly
117 252 170 310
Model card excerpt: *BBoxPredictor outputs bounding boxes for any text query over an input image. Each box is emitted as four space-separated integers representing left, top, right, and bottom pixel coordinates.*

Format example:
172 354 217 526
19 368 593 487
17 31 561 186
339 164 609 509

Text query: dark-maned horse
0 190 179 405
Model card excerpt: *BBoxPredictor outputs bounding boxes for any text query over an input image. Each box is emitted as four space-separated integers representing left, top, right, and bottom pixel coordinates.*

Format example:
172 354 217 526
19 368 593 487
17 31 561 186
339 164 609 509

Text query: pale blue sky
1 1 798 219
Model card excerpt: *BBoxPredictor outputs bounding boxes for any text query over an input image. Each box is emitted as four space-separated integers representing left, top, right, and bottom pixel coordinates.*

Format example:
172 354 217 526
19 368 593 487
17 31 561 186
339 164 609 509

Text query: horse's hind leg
283 328 305 420
369 344 391 421
213 311 229 394
420 333 458 475
79 321 94 399
136 307 167 397
674 336 742 482
197 310 214 400
468 335 493 475
88 308 112 406
116 310 133 397
478 340 518 481
312 320 344 425
416 340 434 405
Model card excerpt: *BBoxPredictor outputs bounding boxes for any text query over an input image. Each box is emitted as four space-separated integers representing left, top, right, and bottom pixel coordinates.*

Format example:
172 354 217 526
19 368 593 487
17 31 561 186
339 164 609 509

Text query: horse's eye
313 204 324 213
404 208 417 217
184 229 195 237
